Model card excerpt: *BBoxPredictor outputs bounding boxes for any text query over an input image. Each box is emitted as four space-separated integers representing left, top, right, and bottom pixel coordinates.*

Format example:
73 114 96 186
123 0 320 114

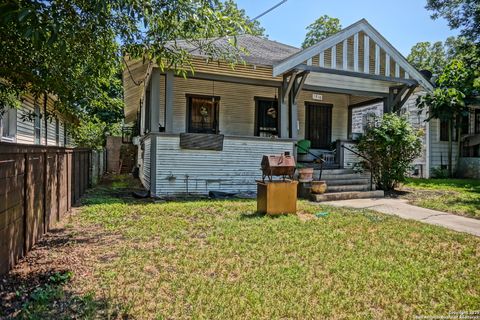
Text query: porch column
289 92 298 139
165 70 174 133
149 68 161 133
279 86 289 138
149 69 161 197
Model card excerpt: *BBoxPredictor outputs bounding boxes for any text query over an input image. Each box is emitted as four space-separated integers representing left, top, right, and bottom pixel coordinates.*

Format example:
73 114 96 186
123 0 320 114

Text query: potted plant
296 164 314 181
310 180 327 194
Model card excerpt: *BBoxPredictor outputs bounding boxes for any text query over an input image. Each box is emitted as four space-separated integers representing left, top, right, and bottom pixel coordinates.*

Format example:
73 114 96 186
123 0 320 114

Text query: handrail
341 144 373 191
295 143 325 180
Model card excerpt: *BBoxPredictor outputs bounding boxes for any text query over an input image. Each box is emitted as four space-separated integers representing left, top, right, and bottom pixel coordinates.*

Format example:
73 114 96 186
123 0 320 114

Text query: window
476 109 480 134
34 102 41 144
439 114 469 141
255 98 278 137
187 95 219 134
55 118 60 146
0 107 17 141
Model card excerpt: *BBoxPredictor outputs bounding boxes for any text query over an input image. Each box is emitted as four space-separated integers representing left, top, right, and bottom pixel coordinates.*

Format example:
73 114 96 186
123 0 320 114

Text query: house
0 93 72 147
123 19 438 198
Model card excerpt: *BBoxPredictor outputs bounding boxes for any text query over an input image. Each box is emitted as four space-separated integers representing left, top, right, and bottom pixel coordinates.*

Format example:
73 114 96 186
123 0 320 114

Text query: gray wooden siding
429 118 459 172
399 90 428 175
142 137 151 190
152 135 294 195
14 95 69 146
16 96 36 145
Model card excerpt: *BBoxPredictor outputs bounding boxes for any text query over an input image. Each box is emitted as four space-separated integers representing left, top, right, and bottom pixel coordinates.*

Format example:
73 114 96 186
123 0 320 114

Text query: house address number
312 93 323 101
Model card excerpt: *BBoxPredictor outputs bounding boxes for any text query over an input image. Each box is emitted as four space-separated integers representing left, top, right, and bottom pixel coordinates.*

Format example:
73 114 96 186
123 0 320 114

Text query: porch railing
339 143 373 191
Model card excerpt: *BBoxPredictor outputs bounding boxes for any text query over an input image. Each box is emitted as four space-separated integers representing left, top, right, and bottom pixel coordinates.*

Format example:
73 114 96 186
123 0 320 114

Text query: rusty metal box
256 180 298 215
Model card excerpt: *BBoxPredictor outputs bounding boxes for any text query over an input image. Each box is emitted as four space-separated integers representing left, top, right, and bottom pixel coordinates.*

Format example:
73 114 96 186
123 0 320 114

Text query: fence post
43 151 47 234
22 153 29 257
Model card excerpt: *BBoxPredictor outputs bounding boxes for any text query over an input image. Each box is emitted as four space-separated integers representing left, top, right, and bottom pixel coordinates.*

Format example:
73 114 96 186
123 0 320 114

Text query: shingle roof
171 34 300 66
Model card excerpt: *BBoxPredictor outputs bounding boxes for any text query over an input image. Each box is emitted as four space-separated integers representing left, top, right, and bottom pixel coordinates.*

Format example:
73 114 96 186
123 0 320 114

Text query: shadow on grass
240 212 266 219
1 269 100 319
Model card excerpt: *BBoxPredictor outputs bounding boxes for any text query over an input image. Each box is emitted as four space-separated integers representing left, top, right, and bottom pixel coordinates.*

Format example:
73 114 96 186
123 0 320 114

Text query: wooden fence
0 143 104 274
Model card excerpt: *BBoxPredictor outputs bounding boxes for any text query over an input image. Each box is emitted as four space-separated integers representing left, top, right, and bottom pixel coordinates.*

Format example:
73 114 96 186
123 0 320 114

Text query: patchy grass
2 175 479 319
400 178 480 219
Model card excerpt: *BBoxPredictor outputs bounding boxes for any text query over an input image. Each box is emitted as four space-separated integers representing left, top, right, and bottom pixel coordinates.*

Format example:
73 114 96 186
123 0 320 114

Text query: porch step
311 190 384 202
325 178 370 186
321 173 370 180
327 184 370 192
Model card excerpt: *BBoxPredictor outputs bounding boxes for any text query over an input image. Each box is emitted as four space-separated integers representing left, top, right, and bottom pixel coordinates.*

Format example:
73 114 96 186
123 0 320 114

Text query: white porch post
165 70 174 133
279 85 289 138
149 68 161 133
290 92 298 140
148 68 161 197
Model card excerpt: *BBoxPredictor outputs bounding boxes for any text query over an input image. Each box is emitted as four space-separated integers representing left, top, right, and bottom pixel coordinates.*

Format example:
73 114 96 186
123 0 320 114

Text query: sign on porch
312 93 323 101
351 101 384 136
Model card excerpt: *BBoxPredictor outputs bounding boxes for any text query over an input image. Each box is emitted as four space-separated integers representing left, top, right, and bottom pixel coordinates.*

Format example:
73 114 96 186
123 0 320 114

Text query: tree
407 41 447 76
426 0 480 42
417 59 475 177
302 15 341 49
0 0 259 146
356 114 423 191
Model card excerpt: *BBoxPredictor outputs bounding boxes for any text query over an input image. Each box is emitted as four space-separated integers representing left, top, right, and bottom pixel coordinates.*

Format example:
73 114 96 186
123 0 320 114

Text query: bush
356 113 423 191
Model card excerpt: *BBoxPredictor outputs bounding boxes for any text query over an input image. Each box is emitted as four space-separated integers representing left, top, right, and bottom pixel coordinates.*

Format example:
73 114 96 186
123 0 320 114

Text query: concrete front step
324 178 370 186
327 184 370 192
321 173 370 180
317 168 355 175
311 190 384 202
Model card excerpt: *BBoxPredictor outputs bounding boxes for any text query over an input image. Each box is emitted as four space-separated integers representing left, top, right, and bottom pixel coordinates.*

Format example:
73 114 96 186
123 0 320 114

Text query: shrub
356 113 423 191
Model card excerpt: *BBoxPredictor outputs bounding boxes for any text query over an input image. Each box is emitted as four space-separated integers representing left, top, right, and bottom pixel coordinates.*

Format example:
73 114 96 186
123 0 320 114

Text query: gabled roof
172 34 301 66
273 19 434 92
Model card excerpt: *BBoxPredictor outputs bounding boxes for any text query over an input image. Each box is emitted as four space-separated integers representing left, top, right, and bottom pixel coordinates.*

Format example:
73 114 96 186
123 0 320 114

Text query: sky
235 0 459 56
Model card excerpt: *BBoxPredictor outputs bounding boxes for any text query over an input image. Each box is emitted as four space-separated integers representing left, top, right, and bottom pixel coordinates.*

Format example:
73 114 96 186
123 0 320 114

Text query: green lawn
6 176 480 319
401 178 480 219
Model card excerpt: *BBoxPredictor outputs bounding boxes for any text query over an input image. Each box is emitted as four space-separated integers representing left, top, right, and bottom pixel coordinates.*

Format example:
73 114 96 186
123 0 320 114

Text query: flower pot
311 181 327 194
297 167 314 182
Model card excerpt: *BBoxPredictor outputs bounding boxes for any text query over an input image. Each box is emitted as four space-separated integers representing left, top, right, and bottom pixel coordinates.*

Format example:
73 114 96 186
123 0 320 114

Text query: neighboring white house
0 94 72 147
125 19 470 197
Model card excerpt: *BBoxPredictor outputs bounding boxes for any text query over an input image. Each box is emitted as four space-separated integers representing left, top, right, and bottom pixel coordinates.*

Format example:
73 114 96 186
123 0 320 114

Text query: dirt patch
386 186 455 201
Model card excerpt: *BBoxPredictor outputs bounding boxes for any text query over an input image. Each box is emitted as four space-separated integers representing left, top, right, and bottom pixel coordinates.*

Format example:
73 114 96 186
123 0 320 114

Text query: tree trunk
448 119 453 178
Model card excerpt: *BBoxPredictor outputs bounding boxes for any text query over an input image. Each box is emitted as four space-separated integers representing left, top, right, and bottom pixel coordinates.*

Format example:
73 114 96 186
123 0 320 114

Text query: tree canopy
426 0 480 42
0 0 261 147
301 15 342 49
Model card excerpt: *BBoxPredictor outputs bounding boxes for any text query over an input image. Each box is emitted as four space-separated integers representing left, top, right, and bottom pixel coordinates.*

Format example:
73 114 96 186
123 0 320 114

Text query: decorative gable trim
273 19 434 92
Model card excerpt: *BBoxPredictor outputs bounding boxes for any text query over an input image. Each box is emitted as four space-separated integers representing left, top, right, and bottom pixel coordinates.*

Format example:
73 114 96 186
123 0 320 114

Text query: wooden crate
256 180 298 215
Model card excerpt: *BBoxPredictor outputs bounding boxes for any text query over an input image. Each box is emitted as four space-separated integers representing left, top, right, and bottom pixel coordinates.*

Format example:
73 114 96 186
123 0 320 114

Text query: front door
305 102 332 149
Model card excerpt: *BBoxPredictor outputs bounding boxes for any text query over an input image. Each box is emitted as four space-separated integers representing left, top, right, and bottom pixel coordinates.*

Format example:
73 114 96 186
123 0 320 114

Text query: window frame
254 96 279 137
185 94 220 134
34 102 41 145
0 107 17 142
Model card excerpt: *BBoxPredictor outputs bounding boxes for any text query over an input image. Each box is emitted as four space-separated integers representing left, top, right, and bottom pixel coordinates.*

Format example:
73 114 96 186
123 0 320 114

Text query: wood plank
319 52 325 67
331 45 337 69
180 133 224 151
342 39 348 70
363 35 370 73
353 33 359 72
375 44 380 75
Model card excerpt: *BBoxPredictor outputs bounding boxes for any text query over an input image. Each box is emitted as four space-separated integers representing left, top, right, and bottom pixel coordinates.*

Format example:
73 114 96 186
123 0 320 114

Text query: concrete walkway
322 198 480 237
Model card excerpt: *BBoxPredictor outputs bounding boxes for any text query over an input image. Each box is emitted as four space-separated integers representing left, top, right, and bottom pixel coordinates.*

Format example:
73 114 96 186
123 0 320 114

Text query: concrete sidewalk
322 198 480 237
